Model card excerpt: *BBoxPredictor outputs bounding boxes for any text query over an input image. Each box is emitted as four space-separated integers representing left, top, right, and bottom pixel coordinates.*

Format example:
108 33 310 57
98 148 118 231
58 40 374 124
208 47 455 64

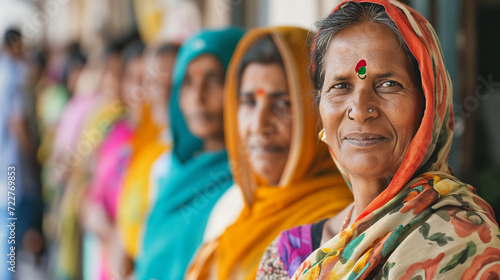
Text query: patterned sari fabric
292 1 500 279
186 27 353 280
270 221 327 278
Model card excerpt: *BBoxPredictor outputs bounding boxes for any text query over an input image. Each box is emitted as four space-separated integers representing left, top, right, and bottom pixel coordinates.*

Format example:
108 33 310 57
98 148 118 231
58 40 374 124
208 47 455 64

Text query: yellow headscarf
188 26 353 280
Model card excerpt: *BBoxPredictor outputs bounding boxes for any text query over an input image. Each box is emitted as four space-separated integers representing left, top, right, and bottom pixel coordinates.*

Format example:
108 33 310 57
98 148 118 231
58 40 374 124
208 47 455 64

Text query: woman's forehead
186 54 223 73
323 23 411 77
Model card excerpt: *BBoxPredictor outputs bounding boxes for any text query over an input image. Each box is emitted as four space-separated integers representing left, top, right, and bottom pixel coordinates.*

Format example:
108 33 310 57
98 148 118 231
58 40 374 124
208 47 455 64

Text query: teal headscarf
171 27 245 164
135 27 244 280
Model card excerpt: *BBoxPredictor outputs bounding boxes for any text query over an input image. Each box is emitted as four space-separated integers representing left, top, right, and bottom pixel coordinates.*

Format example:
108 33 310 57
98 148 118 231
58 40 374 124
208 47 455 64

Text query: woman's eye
274 100 291 116
238 96 255 106
380 81 401 88
325 82 351 94
333 82 349 89
207 75 223 87
377 81 403 93
275 100 291 109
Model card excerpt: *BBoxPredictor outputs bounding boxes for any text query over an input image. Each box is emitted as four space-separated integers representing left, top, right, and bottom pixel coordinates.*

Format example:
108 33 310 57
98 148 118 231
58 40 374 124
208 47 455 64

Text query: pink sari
89 119 134 280
91 119 134 222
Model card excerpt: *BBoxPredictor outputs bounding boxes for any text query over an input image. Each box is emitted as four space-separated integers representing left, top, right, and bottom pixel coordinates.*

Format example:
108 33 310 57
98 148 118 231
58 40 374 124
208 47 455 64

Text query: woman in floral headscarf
258 1 500 279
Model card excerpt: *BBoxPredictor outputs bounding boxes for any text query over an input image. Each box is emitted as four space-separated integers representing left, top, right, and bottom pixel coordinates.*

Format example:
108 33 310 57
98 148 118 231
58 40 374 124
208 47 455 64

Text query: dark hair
62 43 86 88
156 43 180 56
3 28 22 49
122 40 145 66
104 39 126 59
238 35 284 84
311 2 421 93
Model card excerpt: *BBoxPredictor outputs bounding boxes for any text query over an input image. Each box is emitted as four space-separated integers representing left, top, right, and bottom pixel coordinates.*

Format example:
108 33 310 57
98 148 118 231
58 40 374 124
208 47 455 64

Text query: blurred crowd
0 24 183 279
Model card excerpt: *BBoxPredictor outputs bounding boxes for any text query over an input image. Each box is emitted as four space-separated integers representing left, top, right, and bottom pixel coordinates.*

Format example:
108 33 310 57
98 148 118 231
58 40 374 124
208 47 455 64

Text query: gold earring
318 128 327 142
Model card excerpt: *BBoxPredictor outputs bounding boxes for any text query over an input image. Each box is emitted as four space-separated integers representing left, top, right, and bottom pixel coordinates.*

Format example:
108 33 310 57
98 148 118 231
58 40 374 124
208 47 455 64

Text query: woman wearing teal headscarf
134 27 244 280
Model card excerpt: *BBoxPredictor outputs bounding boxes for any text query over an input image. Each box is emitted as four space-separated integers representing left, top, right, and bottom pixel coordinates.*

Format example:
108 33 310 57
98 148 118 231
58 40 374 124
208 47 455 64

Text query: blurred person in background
37 44 86 237
134 28 243 280
36 45 86 166
35 44 88 280
144 43 180 206
79 40 131 280
114 39 156 278
80 41 179 279
115 39 182 279
41 43 94 280
76 40 128 280
52 39 125 280
48 46 97 187
0 27 43 280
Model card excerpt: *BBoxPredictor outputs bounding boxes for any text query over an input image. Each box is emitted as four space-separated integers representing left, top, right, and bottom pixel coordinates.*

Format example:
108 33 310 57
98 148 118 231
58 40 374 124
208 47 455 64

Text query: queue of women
40 0 500 279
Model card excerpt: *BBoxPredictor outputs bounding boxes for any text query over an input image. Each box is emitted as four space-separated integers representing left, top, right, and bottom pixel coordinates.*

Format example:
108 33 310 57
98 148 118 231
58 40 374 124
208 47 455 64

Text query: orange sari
116 104 167 258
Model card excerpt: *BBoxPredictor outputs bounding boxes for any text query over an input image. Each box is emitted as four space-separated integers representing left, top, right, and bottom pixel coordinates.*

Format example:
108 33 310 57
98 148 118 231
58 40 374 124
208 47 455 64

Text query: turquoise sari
135 27 244 280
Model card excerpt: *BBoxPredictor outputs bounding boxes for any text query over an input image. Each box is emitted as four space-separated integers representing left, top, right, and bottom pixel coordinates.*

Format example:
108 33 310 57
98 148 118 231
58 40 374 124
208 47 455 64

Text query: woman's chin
188 125 218 140
340 156 395 180
250 161 285 186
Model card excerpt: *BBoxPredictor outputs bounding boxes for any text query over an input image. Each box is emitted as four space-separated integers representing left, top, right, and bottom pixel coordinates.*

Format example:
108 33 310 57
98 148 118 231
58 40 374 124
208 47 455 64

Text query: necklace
341 204 355 231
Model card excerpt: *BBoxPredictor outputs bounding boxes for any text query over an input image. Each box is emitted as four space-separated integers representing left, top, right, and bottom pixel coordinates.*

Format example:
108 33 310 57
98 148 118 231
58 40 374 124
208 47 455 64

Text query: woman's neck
151 103 167 128
321 175 389 246
321 202 355 245
350 175 389 218
202 135 225 152
128 107 143 129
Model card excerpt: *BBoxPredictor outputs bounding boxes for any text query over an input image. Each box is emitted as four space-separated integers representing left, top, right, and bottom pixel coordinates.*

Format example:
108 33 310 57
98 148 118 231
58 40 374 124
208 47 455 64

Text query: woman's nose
251 103 271 132
347 89 379 122
250 103 276 145
191 82 206 105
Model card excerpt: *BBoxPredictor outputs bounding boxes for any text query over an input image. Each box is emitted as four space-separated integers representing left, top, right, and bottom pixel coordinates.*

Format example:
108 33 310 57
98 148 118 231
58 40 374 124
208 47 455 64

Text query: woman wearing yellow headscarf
187 26 353 280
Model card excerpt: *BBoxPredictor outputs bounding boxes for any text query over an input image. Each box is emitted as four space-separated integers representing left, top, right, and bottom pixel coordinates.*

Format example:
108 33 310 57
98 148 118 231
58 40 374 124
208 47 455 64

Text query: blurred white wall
0 0 38 47
157 0 202 43
267 0 342 30
0 0 343 54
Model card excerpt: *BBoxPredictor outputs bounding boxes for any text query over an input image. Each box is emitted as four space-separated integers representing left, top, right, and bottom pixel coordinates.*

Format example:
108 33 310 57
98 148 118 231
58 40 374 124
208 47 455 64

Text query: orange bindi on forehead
257 88 265 97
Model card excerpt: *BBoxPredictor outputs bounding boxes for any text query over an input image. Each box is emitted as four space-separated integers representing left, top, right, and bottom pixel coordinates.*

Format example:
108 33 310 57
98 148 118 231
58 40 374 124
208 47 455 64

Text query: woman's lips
343 133 388 147
248 145 284 155
189 112 211 122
